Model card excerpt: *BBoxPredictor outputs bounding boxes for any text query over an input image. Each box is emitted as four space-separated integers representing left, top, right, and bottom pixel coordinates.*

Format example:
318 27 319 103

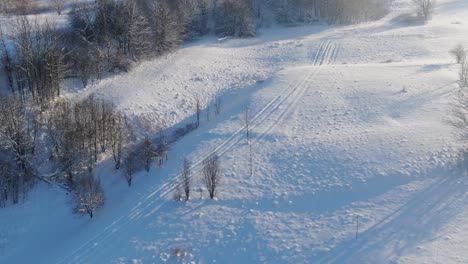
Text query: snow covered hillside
1 0 468 263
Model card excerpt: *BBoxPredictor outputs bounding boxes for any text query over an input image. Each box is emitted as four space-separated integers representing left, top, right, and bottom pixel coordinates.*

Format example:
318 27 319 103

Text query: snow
2 0 468 263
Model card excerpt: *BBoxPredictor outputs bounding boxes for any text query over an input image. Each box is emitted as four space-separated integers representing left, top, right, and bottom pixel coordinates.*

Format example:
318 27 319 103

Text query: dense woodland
0 0 391 216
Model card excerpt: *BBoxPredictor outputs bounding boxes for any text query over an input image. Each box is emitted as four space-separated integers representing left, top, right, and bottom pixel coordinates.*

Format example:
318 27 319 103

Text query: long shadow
386 81 456 119
316 171 468 263
143 76 273 146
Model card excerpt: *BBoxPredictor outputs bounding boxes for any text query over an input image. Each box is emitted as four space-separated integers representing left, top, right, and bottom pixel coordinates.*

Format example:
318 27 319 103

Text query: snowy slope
1 0 468 263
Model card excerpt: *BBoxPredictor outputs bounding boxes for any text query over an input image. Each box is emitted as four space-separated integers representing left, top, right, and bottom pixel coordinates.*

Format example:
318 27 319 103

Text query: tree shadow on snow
316 171 468 263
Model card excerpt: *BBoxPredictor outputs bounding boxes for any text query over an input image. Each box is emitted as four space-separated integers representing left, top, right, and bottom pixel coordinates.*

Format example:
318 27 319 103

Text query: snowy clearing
1 0 468 263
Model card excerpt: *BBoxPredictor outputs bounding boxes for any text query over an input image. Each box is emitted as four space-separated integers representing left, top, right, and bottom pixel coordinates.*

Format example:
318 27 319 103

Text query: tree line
0 87 226 217
0 0 392 105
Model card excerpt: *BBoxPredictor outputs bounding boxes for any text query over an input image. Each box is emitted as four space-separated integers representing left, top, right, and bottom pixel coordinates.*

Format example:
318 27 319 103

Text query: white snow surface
2 0 468 263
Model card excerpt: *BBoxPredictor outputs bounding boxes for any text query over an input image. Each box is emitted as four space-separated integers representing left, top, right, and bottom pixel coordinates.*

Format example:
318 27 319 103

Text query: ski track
57 39 338 264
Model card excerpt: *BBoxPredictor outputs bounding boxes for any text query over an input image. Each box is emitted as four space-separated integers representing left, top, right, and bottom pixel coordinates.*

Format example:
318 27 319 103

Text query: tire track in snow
57 39 337 264
255 40 338 141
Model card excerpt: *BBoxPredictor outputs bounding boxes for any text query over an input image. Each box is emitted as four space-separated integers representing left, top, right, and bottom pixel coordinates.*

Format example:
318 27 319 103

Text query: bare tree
461 59 468 87
195 96 201 128
244 105 251 140
0 96 35 180
7 17 66 104
214 0 256 37
0 26 14 92
0 159 13 207
173 180 183 201
154 130 169 167
109 112 129 170
142 136 154 172
123 152 136 186
244 106 253 177
150 1 184 55
450 44 466 64
203 154 221 199
413 0 436 21
182 158 191 201
51 0 66 15
74 175 105 219
214 91 222 116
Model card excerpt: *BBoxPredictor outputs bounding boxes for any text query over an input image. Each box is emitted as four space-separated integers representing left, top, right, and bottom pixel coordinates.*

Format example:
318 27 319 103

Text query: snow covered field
1 0 468 263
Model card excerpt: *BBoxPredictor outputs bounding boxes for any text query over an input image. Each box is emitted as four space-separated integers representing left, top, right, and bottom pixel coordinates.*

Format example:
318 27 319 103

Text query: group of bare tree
123 131 169 186
0 0 39 15
270 0 391 24
0 0 394 103
174 154 222 201
0 18 66 106
45 96 134 217
0 0 67 15
67 0 190 88
0 93 131 214
45 96 131 182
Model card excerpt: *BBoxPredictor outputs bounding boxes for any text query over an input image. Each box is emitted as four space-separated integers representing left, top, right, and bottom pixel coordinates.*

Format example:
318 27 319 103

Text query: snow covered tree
74 175 105 219
203 154 221 199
